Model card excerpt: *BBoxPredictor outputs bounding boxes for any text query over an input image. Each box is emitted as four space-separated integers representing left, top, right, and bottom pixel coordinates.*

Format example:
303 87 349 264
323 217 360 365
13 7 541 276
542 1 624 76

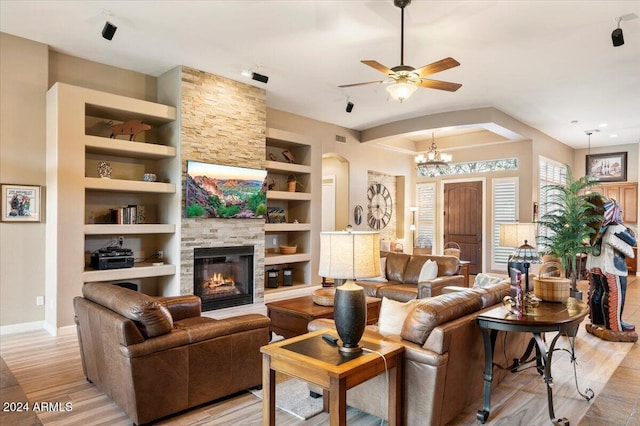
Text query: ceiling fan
339 0 462 102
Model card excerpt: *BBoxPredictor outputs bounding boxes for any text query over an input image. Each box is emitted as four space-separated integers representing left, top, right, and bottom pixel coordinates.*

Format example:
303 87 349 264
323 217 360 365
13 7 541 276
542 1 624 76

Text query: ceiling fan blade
418 79 462 92
415 57 460 77
339 80 386 88
361 60 394 75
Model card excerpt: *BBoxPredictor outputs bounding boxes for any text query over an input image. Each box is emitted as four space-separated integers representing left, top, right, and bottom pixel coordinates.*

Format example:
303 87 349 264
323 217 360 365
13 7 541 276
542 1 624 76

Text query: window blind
538 156 567 250
492 178 518 269
416 182 436 250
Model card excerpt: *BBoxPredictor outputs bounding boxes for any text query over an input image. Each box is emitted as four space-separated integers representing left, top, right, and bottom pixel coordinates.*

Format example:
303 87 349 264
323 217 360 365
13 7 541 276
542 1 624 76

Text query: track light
612 27 624 47
102 21 117 40
346 101 354 113
251 72 269 84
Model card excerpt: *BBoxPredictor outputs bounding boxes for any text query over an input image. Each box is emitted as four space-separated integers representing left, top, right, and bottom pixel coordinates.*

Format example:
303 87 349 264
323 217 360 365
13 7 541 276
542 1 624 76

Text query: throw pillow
377 297 420 336
418 259 438 282
358 257 388 282
473 273 504 289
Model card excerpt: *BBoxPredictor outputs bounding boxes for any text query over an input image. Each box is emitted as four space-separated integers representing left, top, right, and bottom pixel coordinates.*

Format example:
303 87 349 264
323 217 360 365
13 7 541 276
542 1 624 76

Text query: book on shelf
110 205 145 224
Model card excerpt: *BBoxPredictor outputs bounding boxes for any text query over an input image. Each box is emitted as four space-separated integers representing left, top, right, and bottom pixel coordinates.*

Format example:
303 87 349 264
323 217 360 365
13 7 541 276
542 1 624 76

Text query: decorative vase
97 161 112 178
333 280 367 353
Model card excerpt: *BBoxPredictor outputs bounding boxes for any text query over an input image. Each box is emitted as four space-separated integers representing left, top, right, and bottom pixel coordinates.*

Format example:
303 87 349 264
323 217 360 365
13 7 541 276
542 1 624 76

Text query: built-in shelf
267 190 311 201
84 224 176 235
85 135 176 159
264 252 312 266
265 223 311 232
83 263 176 283
85 177 176 193
265 160 311 174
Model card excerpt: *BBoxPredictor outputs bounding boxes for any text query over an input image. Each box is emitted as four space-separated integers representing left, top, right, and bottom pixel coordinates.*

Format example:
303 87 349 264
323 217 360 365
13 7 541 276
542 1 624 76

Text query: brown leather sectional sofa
309 280 528 426
356 251 465 301
73 282 270 425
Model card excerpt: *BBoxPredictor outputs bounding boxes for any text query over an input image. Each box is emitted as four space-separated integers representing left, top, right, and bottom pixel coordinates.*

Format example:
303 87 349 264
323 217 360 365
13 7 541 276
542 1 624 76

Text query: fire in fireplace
194 246 254 311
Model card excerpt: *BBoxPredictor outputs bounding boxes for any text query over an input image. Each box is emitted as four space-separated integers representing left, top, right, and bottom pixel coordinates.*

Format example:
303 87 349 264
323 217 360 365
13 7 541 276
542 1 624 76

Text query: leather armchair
74 282 270 425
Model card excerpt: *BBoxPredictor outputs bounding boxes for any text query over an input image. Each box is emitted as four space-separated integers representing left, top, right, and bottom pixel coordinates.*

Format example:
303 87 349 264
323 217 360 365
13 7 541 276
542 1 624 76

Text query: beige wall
322 155 349 231
0 33 48 327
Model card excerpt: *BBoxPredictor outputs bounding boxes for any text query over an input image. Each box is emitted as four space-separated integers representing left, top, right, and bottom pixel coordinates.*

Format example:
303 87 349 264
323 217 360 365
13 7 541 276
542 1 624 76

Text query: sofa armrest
417 275 465 298
156 295 201 321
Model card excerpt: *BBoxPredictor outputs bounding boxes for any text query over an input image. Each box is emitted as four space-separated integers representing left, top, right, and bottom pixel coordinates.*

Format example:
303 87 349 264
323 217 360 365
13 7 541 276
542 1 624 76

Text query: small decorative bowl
312 288 336 306
143 173 157 182
279 245 297 254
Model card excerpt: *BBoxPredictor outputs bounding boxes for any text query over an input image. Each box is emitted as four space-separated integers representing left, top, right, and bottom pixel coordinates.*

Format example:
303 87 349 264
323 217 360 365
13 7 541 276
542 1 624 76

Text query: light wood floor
1 278 638 426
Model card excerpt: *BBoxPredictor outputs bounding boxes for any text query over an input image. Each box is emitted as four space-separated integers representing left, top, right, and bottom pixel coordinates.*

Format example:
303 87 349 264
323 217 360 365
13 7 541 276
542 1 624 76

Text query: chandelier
415 133 452 173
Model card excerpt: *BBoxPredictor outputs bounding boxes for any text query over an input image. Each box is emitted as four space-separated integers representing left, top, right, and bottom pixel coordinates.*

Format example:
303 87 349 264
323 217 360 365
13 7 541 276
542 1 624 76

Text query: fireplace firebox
194 246 254 311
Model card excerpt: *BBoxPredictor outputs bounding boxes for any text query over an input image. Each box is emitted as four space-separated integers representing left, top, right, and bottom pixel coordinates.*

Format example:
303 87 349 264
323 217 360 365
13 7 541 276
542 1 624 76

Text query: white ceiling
2 0 639 151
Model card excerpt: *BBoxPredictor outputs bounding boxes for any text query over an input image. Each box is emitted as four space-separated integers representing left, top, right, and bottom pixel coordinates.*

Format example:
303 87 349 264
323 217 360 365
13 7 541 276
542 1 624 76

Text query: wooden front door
444 181 483 274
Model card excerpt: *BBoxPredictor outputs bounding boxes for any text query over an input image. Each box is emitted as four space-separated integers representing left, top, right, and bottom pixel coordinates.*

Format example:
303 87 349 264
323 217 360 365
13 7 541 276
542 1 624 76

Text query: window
538 156 567 250
492 178 518 270
415 182 436 250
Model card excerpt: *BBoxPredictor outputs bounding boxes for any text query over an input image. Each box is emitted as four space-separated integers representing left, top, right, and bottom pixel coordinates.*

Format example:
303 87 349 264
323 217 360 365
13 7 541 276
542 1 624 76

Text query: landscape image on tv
186 160 267 219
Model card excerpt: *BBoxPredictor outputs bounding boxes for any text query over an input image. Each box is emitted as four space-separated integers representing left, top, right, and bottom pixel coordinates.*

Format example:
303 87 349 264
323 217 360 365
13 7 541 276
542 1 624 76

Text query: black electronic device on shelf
90 247 134 270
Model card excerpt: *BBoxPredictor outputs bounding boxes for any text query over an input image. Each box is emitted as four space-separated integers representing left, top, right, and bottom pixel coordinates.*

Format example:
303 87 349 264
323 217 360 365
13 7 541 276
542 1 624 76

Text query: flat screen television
186 160 267 219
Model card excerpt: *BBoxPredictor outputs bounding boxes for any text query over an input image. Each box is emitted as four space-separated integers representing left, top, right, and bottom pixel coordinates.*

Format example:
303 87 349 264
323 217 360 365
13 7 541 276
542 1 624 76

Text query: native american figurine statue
585 197 637 342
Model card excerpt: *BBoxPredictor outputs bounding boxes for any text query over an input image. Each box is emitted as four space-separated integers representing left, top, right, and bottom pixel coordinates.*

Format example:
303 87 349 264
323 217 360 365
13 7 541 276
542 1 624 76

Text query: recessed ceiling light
570 120 579 125
599 123 608 127
241 69 251 77
610 134 618 138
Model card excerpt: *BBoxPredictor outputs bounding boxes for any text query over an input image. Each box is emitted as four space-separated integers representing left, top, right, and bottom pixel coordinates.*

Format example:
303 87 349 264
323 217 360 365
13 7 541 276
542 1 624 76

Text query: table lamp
318 231 380 353
499 222 542 293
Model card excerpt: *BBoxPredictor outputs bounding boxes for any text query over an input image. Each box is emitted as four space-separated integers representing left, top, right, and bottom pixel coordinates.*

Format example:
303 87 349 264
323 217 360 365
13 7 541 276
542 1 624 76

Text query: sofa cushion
378 284 420 302
401 291 482 346
418 259 438 282
83 282 173 338
378 297 421 336
385 252 411 282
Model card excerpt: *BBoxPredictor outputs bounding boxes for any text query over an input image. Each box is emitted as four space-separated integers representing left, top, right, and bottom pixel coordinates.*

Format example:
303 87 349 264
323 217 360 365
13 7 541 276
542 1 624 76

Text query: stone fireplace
194 246 254 311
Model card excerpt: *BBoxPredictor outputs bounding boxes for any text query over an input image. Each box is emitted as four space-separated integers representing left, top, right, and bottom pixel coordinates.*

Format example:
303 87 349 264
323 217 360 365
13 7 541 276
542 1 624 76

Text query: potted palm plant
536 167 604 300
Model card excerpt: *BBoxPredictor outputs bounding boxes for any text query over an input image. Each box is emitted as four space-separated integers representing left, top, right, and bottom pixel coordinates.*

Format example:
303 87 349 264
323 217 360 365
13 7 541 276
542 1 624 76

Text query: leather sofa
356 251 465 302
73 282 270 425
309 280 528 426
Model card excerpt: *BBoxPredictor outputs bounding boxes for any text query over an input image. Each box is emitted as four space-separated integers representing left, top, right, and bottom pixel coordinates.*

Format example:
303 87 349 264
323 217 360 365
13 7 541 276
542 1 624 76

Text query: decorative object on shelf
266 269 279 288
282 150 295 163
142 173 157 182
268 152 277 161
537 167 602 299
97 161 112 178
319 230 380 353
282 267 294 286
279 245 297 255
354 205 363 225
1 184 41 222
109 119 152 141
312 287 336 306
366 183 392 230
585 151 627 183
287 174 302 192
266 207 286 223
415 132 452 175
267 178 276 190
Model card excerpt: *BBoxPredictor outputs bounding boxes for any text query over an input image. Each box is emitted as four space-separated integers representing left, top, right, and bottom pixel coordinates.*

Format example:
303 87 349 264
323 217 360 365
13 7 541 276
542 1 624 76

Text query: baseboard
0 320 44 336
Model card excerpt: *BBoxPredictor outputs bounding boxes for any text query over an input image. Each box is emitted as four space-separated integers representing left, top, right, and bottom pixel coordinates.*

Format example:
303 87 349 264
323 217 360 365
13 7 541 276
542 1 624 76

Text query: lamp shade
386 82 418 102
318 231 380 279
499 223 538 248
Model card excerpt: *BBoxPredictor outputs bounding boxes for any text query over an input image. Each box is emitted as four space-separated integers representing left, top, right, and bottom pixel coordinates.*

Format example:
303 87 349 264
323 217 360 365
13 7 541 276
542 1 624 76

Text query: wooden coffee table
266 295 381 339
261 329 404 425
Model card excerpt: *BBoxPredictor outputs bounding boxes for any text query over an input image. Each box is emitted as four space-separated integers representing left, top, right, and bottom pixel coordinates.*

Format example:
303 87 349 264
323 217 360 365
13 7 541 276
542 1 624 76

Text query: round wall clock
366 183 392 230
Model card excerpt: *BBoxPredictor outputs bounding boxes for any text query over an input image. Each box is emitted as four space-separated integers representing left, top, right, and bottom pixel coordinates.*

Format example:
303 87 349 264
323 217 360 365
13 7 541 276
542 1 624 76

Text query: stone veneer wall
179 66 267 303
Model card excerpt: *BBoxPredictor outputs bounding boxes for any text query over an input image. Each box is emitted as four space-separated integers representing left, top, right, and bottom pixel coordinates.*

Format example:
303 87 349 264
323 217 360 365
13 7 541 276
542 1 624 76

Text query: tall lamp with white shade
499 223 542 293
318 231 380 353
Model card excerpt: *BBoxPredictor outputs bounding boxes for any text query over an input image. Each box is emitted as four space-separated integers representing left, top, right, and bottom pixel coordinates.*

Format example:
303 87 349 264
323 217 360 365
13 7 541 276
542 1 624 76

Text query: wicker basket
312 288 335 306
279 245 297 255
533 262 570 302
443 242 461 258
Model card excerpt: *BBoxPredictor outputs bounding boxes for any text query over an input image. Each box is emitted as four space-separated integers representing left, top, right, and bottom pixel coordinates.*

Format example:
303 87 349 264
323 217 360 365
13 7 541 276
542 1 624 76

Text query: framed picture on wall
1 184 42 222
585 152 627 182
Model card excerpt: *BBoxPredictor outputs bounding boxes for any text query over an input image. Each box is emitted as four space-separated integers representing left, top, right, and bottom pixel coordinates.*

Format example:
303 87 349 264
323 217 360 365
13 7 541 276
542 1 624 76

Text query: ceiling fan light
386 82 417 102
